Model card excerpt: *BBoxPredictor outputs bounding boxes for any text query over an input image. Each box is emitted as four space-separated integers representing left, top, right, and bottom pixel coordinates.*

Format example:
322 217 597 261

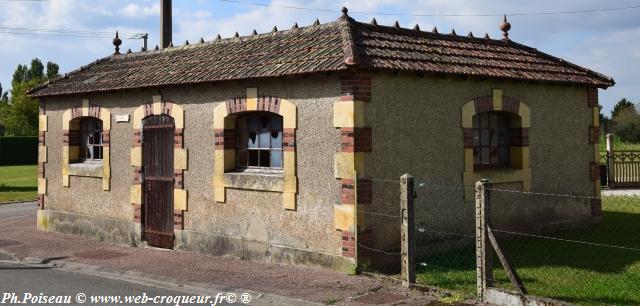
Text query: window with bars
473 112 511 169
79 118 103 162
236 112 283 170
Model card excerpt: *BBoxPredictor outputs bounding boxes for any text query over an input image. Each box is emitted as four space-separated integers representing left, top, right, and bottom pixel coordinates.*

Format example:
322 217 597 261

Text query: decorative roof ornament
112 31 122 55
216 34 222 40
154 45 159 50
450 29 457 35
500 14 511 40
394 21 400 29
234 32 239 38
432 27 438 34
272 26 278 32
292 22 299 29
140 46 145 52
126 48 132 54
185 40 189 45
199 37 205 43
484 33 490 39
370 18 378 26
414 24 421 31
168 42 174 47
313 19 320 26
468 32 474 38
341 7 349 18
252 29 258 35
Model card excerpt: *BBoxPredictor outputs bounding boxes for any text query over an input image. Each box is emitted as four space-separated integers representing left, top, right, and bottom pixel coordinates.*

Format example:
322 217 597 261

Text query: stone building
29 8 614 271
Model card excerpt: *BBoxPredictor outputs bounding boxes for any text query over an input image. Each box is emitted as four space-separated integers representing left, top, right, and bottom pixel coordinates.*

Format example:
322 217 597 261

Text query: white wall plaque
115 115 130 123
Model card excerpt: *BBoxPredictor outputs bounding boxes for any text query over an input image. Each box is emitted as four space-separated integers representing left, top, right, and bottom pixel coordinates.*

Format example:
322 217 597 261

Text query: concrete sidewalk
0 213 475 306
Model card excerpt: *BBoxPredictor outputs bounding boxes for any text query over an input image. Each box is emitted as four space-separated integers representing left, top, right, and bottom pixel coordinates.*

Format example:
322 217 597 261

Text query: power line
218 0 640 18
0 26 145 39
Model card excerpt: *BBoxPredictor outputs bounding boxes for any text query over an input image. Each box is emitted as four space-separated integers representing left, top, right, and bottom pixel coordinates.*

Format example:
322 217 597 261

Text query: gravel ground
0 214 482 305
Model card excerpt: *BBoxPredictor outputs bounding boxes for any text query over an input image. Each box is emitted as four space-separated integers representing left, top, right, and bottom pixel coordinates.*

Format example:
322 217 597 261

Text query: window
79 118 103 162
473 112 510 169
236 112 283 170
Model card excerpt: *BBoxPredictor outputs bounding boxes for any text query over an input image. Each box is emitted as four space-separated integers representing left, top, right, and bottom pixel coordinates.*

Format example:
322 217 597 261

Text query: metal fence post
476 179 493 299
606 133 614 188
400 173 415 287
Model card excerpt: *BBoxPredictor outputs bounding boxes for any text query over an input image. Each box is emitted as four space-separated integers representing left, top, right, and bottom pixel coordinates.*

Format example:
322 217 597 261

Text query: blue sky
0 0 638 115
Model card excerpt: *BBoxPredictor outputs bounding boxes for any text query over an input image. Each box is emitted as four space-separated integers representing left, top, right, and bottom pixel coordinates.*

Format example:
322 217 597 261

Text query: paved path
0 205 461 305
0 201 36 221
602 189 640 196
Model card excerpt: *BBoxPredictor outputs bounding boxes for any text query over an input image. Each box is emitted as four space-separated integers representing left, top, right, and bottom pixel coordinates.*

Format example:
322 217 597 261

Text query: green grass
599 134 640 151
0 165 37 203
417 198 640 305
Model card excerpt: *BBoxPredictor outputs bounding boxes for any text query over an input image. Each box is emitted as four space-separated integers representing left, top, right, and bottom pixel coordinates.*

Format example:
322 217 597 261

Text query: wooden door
142 115 175 248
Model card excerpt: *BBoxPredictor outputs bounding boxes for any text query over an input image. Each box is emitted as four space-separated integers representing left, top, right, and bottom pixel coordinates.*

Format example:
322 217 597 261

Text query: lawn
416 197 640 305
0 165 38 203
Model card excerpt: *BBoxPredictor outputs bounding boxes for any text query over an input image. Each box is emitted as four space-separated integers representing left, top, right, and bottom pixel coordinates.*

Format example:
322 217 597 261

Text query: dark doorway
142 114 175 248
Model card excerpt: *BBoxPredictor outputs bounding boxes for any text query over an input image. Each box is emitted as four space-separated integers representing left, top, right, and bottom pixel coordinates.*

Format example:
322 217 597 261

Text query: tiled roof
29 12 614 97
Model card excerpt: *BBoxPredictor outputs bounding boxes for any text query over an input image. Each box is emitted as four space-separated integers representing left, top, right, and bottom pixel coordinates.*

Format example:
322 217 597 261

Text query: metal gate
142 115 175 248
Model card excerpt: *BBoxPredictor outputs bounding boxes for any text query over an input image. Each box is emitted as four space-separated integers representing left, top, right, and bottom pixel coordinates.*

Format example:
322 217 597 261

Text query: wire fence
354 175 640 305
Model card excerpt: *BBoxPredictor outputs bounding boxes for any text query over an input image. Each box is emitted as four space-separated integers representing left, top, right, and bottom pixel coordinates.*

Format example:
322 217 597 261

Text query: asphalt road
0 203 222 306
0 261 214 306
0 201 36 221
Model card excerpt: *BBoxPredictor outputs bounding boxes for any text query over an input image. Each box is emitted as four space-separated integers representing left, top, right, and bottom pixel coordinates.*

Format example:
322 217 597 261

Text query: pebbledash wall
36 75 364 271
360 72 601 259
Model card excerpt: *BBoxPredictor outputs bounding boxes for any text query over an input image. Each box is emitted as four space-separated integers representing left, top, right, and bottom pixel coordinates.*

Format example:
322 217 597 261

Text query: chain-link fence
484 189 640 305
351 174 640 305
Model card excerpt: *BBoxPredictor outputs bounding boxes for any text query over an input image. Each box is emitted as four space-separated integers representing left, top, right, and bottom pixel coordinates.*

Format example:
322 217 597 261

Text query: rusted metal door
142 115 175 248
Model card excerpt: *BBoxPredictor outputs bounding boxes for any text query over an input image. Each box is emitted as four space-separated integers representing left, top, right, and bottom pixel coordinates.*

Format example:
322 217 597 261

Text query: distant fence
601 134 640 188
0 136 38 165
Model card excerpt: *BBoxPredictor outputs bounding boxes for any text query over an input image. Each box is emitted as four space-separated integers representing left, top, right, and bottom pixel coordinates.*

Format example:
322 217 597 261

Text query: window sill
68 162 103 178
223 170 284 192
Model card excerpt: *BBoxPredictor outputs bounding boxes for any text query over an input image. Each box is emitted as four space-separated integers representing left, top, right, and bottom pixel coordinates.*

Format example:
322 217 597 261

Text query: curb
11 255 320 306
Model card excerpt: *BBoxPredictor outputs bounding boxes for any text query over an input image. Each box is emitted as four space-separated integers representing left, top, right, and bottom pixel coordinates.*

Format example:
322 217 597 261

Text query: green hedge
0 136 38 165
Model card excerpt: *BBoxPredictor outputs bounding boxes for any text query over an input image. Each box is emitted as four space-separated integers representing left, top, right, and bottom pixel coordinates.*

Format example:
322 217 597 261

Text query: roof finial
216 34 222 40
112 31 122 55
413 24 421 31
199 37 205 43
341 7 348 17
168 42 174 47
500 14 511 40
467 32 474 38
252 29 258 35
450 28 457 35
126 48 132 54
154 45 159 50
185 40 189 45
272 26 278 32
292 22 299 29
432 27 438 34
370 18 377 26
394 21 400 29
484 33 490 39
313 19 320 26
234 32 239 38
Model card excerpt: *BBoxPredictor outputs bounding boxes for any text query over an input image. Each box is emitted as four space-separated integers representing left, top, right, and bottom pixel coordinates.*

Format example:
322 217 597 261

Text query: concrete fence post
606 133 614 188
400 173 415 287
475 179 493 299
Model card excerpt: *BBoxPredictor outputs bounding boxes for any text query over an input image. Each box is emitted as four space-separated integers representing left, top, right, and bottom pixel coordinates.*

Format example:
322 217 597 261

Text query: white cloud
120 3 160 19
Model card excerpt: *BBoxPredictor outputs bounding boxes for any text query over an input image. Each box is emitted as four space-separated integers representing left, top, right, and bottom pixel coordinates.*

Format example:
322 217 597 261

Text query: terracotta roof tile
29 15 613 97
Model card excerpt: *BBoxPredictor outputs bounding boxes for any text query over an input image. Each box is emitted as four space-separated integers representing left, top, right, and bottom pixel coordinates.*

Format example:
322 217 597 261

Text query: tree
613 107 640 143
611 98 635 119
0 58 60 136
46 61 60 80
